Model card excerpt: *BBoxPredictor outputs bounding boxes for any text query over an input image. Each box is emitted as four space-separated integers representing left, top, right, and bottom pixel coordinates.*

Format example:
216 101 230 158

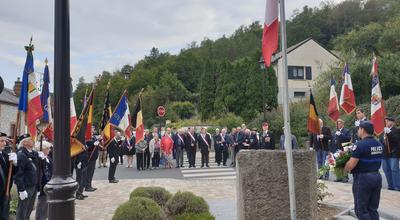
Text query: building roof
0 88 19 105
271 38 341 63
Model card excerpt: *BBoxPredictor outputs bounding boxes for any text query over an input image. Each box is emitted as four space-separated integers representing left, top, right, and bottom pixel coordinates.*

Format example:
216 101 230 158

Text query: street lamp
44 0 78 219
259 57 267 121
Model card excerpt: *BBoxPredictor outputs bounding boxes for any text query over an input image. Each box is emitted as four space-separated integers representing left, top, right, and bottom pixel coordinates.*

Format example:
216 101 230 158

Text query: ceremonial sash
200 134 210 148
188 132 196 142
166 134 174 143
178 135 184 144
220 134 226 143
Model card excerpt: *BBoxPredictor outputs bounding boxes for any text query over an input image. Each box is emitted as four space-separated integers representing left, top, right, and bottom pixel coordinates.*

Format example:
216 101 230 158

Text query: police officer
352 108 368 143
345 121 383 220
381 116 400 191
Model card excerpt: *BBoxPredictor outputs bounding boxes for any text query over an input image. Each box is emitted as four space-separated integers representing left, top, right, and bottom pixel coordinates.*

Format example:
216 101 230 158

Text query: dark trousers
201 151 209 167
76 166 87 195
188 147 196 167
119 152 123 164
1 193 10 220
108 156 118 181
136 152 144 170
35 194 48 220
152 152 160 167
176 147 184 167
352 172 382 220
16 185 37 220
215 146 222 165
85 160 96 189
144 149 151 169
222 148 228 165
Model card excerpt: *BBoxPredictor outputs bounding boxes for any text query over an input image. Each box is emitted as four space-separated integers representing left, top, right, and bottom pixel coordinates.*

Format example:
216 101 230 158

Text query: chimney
13 77 22 97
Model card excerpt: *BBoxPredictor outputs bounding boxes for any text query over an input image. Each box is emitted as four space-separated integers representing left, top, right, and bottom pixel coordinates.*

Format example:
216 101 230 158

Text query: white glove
111 157 115 163
19 191 28 200
38 151 45 159
94 141 100 146
335 131 341 136
318 134 324 139
8 153 17 166
355 121 360 127
77 162 82 169
384 127 391 134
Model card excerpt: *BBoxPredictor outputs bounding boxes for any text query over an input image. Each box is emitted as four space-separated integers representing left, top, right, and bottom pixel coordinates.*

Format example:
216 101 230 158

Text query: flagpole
279 0 297 219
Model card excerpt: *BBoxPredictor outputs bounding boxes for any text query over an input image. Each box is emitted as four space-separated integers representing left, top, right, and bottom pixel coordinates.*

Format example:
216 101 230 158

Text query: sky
0 0 343 90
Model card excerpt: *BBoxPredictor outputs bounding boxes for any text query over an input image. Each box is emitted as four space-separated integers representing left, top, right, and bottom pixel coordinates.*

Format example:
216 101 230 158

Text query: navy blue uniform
351 136 383 220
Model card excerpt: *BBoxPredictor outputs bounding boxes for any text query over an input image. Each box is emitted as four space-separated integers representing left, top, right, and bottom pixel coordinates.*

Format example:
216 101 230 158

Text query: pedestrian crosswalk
179 153 237 180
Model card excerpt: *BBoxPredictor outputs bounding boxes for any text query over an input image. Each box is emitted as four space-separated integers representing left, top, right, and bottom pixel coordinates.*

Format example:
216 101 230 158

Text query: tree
199 59 217 120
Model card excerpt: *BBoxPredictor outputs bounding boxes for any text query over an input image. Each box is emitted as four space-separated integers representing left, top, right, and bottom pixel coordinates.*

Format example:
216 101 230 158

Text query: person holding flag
99 81 113 168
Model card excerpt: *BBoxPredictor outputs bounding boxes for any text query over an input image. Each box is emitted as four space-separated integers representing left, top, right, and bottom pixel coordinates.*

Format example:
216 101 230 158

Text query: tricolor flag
339 63 356 114
327 79 340 122
109 91 132 139
370 55 385 135
70 87 77 133
70 89 94 157
101 82 113 146
18 40 43 140
261 0 279 67
307 91 320 135
85 88 94 141
40 59 54 141
132 92 144 144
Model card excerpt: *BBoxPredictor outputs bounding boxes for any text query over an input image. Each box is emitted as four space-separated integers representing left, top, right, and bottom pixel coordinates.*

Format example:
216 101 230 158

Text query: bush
130 187 172 207
173 212 215 220
166 191 209 216
169 101 196 120
216 113 244 130
112 197 164 220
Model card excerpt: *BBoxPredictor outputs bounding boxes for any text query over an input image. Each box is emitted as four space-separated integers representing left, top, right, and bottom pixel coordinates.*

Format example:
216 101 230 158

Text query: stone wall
236 150 317 220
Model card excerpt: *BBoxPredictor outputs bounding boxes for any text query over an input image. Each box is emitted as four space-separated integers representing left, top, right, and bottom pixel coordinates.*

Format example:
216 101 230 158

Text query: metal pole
44 0 78 219
279 0 296 219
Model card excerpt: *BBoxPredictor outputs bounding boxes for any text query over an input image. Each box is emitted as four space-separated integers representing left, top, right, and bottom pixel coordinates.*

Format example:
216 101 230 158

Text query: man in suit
185 127 197 168
0 132 17 220
309 119 332 179
107 131 121 183
232 127 245 167
85 128 99 192
218 128 229 166
259 122 275 150
250 128 259 150
352 108 368 143
335 119 352 151
198 127 212 168
213 128 222 166
75 145 89 200
381 116 400 191
144 130 152 170
174 129 186 168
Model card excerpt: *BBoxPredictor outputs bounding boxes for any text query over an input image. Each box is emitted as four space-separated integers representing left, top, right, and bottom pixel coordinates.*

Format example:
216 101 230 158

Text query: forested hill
74 0 400 128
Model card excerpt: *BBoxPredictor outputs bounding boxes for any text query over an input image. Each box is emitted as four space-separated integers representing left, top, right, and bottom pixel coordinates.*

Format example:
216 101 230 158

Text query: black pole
44 0 78 219
263 69 267 120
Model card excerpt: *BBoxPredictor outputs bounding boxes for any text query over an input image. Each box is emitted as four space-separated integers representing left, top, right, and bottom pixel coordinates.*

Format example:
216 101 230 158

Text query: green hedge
130 187 172 207
112 197 164 220
166 191 209 217
173 212 215 220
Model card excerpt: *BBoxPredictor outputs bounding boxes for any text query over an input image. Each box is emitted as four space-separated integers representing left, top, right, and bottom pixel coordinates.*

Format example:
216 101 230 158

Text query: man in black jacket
352 108 368 143
174 129 186 168
185 128 197 168
198 127 212 168
259 122 275 150
107 132 121 183
15 134 43 220
381 116 400 191
334 119 351 151
85 129 99 192
309 119 332 179
75 145 89 200
0 132 17 220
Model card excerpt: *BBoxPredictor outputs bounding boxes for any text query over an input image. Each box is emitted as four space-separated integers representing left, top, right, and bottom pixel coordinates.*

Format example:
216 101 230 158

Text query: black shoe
85 187 96 192
201 165 204 168
206 165 210 168
180 165 184 168
82 194 88 198
217 163 220 166
175 166 180 168
223 164 227 166
109 179 119 183
76 194 84 200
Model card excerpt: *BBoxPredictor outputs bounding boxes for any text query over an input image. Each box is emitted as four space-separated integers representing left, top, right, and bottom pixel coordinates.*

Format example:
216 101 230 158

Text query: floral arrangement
325 142 353 180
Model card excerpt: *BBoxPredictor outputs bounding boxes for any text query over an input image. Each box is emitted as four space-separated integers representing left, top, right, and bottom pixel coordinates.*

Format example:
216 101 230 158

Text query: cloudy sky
0 0 342 90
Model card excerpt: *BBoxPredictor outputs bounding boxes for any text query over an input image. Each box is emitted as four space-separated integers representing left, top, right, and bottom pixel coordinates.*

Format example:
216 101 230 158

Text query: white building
271 38 340 104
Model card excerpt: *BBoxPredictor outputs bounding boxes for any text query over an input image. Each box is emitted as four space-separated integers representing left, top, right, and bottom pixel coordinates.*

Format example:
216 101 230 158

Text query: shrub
216 113 244 130
130 187 172 207
166 191 209 217
112 197 164 220
173 212 215 220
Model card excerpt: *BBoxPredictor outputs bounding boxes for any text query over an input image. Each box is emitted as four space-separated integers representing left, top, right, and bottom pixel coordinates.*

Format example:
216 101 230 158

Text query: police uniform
350 122 383 220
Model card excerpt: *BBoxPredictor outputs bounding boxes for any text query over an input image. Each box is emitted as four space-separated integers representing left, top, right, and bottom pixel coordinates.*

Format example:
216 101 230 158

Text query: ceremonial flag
101 83 113 145
40 59 54 141
70 89 94 157
132 93 144 144
339 63 356 114
327 78 340 122
261 0 279 67
370 55 385 135
307 91 320 134
70 88 77 133
85 88 94 141
109 91 132 139
18 41 43 139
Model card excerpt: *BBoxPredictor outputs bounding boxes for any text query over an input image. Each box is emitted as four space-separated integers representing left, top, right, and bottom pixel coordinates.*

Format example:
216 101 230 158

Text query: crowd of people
0 107 399 220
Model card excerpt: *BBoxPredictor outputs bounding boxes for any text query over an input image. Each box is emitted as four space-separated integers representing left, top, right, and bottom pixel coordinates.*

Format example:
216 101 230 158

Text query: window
294 91 306 98
288 66 312 80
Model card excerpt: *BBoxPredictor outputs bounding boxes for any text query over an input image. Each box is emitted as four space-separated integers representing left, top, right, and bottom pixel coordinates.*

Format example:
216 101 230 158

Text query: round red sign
157 106 166 117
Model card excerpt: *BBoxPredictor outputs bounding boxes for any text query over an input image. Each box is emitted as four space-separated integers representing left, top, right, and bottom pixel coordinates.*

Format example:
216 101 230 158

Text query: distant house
271 38 340 104
0 79 25 137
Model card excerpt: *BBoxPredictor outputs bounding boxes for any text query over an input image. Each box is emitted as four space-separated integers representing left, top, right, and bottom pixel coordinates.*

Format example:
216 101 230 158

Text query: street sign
157 106 166 117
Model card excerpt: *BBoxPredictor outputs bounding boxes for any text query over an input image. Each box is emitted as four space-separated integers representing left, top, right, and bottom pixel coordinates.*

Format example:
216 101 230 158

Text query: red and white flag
340 63 356 114
370 55 385 135
70 91 77 134
327 79 340 122
261 0 279 67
